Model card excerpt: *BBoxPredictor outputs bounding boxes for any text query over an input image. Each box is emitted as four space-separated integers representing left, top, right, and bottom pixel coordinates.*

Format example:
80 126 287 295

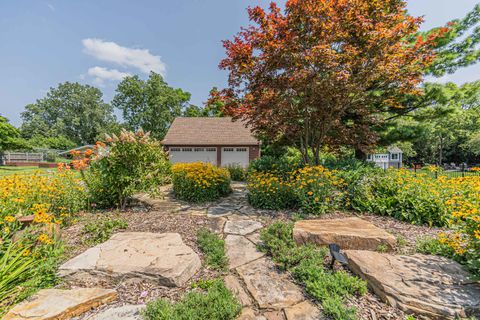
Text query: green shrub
172 163 231 203
143 279 241 320
197 229 228 271
225 164 247 181
81 218 128 245
83 129 171 209
247 172 297 210
349 169 449 226
259 222 366 320
248 155 301 180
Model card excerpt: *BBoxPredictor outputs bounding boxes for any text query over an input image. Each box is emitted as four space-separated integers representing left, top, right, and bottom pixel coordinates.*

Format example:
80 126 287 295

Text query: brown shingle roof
162 117 260 146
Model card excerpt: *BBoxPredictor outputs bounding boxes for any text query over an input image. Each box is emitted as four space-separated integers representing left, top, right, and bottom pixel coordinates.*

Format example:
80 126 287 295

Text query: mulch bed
62 205 446 320
61 207 225 318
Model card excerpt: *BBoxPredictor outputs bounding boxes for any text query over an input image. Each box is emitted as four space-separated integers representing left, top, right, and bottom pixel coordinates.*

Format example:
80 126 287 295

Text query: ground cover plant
259 222 367 320
172 162 231 203
81 218 128 245
142 279 241 320
197 229 228 271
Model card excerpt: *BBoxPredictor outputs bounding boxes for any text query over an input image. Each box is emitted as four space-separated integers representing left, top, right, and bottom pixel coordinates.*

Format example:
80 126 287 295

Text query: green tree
112 72 191 140
0 116 27 151
182 105 203 117
20 82 116 146
204 87 225 117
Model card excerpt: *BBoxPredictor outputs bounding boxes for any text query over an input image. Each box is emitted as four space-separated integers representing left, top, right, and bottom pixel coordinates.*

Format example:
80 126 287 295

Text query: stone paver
225 235 265 269
4 288 117 320
224 275 253 306
224 219 263 235
207 203 239 217
284 301 323 320
236 258 304 309
246 232 262 245
345 250 480 319
59 232 201 287
262 310 285 320
90 305 144 320
293 217 396 251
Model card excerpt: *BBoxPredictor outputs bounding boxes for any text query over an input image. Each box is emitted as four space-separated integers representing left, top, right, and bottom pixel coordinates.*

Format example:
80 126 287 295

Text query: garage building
162 117 260 167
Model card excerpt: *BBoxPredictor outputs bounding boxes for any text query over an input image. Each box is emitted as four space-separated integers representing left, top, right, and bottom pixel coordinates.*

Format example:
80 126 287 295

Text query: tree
204 87 225 117
218 0 443 164
423 3 480 77
112 72 191 140
0 116 28 152
21 82 116 146
383 81 480 164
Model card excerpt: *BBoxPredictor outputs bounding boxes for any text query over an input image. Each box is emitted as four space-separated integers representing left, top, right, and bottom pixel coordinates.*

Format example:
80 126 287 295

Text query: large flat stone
345 250 480 319
225 235 264 269
224 219 263 235
90 304 145 320
59 232 201 287
237 258 304 309
293 217 396 251
3 288 117 320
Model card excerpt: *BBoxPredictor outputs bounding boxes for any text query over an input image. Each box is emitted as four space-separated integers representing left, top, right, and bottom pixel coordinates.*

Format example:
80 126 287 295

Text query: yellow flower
4 215 15 223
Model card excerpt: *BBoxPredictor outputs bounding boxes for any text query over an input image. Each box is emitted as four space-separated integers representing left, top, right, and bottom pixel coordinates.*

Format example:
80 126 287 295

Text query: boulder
225 235 265 269
345 250 480 319
59 232 201 287
3 288 116 320
293 217 396 251
236 258 304 309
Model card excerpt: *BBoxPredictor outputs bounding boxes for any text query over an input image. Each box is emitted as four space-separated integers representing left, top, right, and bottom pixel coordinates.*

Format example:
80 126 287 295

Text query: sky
0 0 479 126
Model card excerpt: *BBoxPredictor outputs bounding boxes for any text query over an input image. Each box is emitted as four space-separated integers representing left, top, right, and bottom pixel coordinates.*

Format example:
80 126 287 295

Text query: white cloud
82 38 166 75
46 3 55 11
87 66 131 86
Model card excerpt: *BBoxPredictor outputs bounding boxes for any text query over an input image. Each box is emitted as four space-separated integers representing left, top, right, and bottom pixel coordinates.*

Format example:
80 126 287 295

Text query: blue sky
0 0 479 126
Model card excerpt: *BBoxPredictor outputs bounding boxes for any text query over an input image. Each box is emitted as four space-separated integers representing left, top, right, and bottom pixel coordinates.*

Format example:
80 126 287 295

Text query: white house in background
366 146 403 169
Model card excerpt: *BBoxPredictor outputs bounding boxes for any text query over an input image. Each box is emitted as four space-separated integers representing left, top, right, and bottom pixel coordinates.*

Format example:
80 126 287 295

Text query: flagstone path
6 182 480 320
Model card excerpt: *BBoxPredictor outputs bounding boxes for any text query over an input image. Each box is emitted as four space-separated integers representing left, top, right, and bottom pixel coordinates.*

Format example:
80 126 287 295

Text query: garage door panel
222 147 249 167
169 147 217 165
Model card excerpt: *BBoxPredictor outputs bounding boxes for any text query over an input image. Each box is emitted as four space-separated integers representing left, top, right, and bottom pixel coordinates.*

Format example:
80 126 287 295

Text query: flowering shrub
172 162 231 202
77 129 171 209
293 166 346 214
247 172 297 210
0 169 87 247
437 176 480 275
247 165 344 214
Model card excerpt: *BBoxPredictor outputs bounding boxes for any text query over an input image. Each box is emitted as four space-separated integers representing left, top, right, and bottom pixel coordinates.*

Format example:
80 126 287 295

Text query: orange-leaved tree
217 0 447 164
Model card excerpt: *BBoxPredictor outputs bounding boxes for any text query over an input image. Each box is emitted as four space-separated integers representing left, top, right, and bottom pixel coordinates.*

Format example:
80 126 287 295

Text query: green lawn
0 166 53 177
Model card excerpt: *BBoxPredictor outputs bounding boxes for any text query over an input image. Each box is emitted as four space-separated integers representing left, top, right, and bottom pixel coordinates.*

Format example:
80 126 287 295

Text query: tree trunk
355 148 367 160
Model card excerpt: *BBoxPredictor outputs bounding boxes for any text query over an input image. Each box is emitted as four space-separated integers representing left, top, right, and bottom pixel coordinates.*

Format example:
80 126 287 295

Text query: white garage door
169 147 217 165
221 147 249 168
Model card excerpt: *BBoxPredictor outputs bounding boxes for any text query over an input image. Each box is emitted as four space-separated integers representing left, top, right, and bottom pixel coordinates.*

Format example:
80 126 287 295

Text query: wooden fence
1 152 44 163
